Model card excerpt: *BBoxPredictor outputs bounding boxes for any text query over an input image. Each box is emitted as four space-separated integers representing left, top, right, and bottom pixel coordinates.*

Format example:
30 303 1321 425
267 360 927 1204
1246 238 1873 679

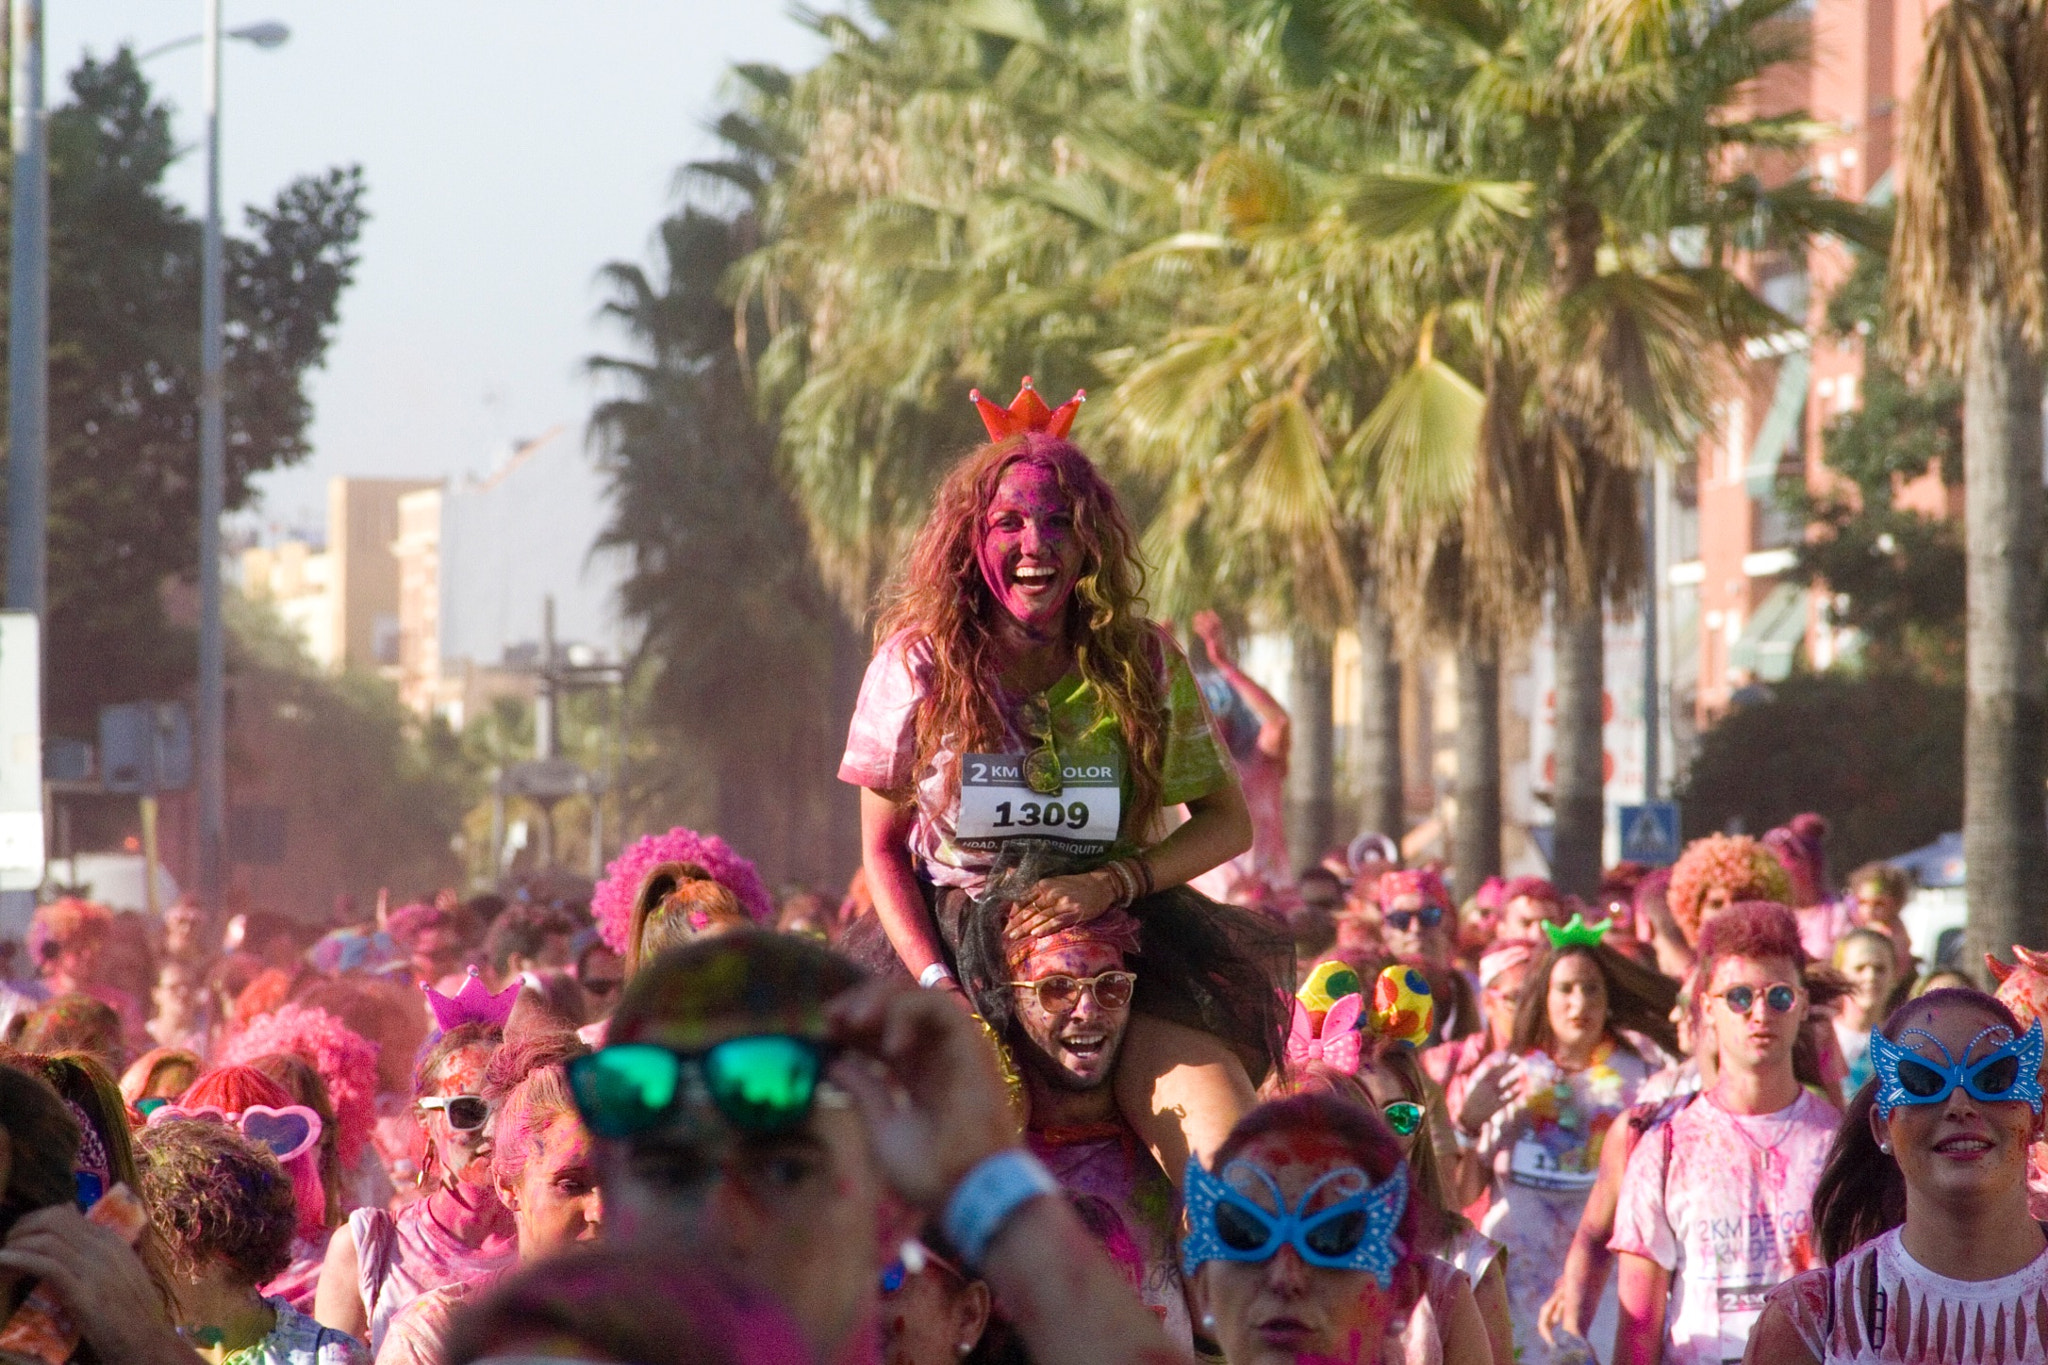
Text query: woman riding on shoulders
840 379 1289 1171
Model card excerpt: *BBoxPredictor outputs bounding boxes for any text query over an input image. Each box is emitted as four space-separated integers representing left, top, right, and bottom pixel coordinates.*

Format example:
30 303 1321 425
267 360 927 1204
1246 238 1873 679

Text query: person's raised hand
1192 610 1228 664
1003 873 1116 942
825 980 1018 1214
0 1204 199 1365
1458 1054 1525 1135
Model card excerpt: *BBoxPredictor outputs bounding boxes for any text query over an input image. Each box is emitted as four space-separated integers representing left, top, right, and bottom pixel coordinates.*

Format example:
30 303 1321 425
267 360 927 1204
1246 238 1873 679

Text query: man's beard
1013 1030 1122 1093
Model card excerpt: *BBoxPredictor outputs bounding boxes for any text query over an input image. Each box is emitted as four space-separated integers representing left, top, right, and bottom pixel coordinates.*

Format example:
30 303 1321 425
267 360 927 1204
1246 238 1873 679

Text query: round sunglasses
1006 970 1136 1013
1716 983 1799 1016
567 1036 831 1139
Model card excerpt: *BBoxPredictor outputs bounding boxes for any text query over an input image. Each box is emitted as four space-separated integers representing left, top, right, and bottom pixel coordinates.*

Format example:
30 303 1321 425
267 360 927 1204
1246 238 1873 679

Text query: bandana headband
1004 905 1142 974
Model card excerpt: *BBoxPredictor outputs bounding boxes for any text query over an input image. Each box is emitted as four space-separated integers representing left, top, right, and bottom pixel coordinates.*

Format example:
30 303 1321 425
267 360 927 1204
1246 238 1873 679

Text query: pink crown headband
424 967 517 1033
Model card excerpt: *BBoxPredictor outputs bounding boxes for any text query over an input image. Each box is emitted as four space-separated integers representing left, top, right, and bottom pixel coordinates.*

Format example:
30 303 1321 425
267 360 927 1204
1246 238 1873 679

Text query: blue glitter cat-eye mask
1869 1017 2044 1120
1180 1154 1408 1287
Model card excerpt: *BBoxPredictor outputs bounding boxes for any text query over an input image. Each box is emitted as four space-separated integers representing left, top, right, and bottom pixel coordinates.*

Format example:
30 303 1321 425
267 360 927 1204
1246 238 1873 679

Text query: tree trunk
1962 279 2048 961
1288 625 1336 871
1453 648 1501 902
1552 602 1607 897
1356 577 1405 843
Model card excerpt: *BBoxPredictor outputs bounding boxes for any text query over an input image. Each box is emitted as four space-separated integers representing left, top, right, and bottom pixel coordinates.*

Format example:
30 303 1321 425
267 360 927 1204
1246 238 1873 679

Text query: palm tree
1325 0 1860 894
587 205 857 887
1889 0 2048 957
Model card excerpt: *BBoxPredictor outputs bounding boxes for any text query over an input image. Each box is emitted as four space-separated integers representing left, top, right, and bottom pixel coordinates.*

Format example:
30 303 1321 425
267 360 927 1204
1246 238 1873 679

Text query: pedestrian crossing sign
1619 802 1682 867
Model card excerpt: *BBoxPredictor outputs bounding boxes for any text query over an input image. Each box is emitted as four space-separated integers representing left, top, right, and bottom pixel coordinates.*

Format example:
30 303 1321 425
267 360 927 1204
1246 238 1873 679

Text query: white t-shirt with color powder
1609 1087 1839 1365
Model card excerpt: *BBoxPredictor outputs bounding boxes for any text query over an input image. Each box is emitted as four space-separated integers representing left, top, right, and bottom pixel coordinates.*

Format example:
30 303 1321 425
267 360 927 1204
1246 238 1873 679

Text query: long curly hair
874 432 1170 838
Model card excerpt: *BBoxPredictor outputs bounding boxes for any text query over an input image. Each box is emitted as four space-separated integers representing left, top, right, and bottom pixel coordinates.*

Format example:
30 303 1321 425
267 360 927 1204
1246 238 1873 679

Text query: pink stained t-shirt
838 626 1230 892
1609 1088 1838 1365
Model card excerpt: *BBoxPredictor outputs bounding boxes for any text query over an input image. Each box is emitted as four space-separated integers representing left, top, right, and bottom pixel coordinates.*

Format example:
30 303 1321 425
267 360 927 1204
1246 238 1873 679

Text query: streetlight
136 21 290 64
183 8 290 914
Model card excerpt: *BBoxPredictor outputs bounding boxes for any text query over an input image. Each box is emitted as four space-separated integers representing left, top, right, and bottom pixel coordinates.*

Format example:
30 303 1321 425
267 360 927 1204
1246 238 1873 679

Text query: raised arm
828 980 1191 1365
1193 611 1289 761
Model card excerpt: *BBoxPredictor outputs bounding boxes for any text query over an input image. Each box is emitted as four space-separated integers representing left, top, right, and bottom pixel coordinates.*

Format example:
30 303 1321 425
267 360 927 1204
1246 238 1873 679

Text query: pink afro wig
218 1004 378 1169
592 828 774 954
1667 835 1792 944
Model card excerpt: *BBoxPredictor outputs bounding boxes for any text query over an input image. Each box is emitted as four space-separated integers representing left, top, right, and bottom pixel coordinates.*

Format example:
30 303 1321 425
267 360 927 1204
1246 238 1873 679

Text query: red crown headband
970 377 1086 440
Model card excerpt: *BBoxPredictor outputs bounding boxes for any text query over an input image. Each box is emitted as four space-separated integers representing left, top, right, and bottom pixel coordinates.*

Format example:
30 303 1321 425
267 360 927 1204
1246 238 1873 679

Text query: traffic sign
99 701 192 794
1620 801 1682 867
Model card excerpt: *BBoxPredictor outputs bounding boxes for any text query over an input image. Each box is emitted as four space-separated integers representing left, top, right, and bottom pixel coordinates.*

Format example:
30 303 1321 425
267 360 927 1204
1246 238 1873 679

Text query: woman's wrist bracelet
918 962 957 990
943 1148 1060 1269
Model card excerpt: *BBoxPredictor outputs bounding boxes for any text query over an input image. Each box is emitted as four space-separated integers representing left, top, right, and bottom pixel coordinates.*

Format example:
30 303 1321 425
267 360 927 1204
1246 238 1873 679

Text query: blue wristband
942 1148 1060 1269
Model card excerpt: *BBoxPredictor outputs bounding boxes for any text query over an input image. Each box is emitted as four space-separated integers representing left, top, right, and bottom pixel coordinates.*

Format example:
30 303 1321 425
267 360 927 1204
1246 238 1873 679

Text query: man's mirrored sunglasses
567 1036 832 1139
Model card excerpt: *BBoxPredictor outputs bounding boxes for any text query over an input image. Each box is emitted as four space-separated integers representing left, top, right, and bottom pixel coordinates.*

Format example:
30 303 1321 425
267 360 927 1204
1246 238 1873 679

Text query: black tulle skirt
838 839 1292 1086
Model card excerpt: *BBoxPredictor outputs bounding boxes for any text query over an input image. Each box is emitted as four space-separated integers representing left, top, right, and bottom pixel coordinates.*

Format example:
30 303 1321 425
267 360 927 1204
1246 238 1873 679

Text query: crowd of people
1 378 2044 1365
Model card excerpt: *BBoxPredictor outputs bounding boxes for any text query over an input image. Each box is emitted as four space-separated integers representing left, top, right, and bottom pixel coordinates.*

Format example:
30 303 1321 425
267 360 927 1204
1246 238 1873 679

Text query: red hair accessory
424 966 518 1033
970 377 1086 440
1375 868 1452 914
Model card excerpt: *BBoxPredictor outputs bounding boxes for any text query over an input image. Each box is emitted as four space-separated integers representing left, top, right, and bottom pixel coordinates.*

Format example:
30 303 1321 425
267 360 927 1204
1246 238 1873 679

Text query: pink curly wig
217 1004 378 1170
1667 835 1792 944
593 829 774 954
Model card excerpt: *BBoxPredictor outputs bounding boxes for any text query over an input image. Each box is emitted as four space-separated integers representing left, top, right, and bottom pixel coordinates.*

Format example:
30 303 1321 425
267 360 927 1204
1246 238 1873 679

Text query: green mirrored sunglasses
567 1037 831 1139
1382 1100 1424 1138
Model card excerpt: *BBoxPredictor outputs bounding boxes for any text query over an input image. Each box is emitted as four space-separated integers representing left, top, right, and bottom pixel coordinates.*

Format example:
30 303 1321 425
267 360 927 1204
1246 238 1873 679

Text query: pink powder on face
976 460 1080 630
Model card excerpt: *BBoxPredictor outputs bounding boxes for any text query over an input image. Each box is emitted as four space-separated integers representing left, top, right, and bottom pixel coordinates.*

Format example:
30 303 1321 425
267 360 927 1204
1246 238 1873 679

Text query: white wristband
943 1148 1060 1269
918 962 957 990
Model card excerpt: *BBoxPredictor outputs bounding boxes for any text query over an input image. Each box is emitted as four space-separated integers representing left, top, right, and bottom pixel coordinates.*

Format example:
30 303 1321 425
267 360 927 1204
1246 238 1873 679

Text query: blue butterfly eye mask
1180 1154 1408 1288
1869 1017 2045 1120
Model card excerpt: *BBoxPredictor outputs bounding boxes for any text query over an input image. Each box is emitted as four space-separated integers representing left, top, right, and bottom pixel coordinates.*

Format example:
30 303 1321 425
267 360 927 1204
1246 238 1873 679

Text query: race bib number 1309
955 753 1122 854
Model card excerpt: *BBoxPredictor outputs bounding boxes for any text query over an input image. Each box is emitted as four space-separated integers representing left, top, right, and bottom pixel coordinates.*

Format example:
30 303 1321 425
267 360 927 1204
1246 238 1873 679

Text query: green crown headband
1542 913 1613 950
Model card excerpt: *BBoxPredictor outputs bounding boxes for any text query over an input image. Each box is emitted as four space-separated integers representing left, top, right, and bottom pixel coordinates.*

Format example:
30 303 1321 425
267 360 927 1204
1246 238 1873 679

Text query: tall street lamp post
7 0 47 624
192 6 289 912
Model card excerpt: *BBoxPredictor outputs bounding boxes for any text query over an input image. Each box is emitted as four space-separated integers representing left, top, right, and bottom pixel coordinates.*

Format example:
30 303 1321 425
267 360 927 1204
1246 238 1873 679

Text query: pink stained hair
180 1065 328 1240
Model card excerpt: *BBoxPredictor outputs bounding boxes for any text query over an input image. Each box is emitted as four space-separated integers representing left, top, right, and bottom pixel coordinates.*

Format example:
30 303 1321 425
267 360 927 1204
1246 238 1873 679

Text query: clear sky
44 2 823 536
